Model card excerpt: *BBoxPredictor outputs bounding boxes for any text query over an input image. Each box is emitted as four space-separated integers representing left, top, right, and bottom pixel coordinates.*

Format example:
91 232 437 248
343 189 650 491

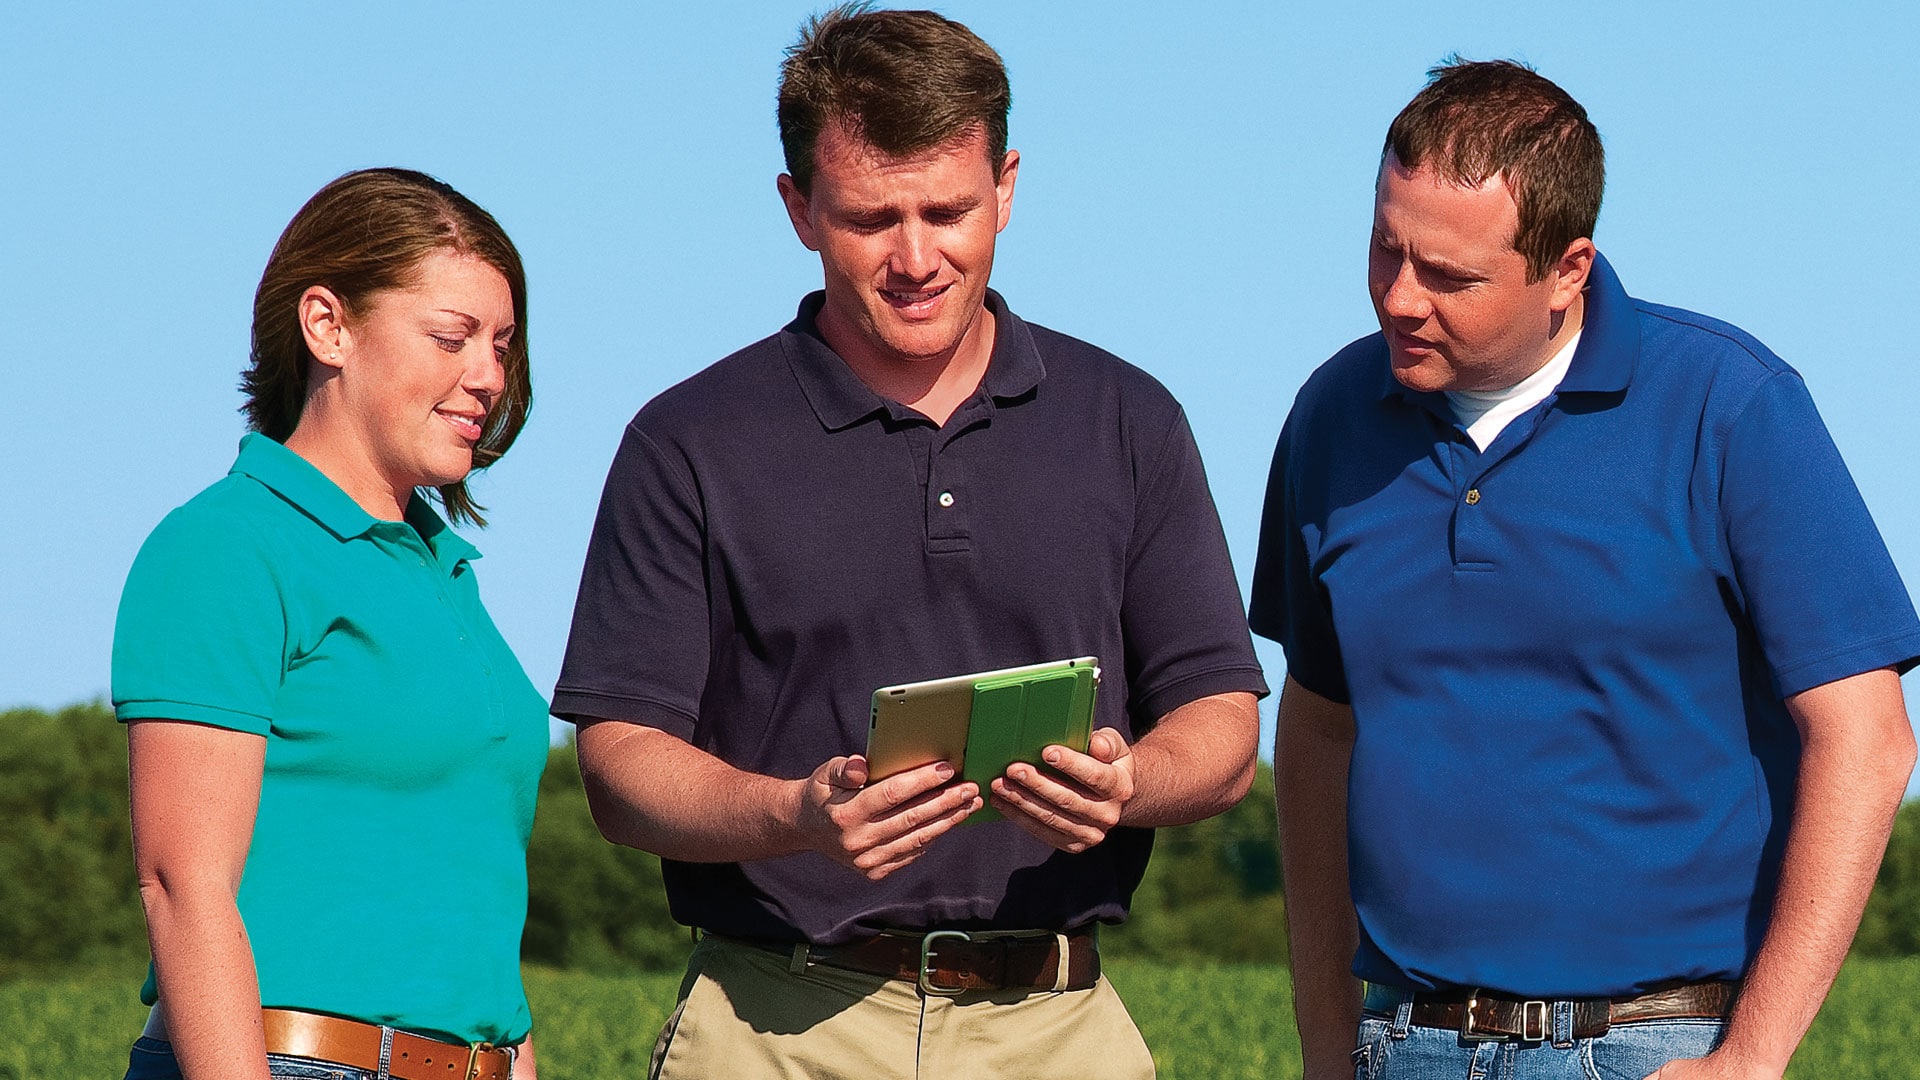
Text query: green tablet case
962 665 1099 823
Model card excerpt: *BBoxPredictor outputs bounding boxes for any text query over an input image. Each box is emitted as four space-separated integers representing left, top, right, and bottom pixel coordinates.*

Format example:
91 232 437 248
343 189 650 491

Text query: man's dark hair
1385 58 1604 281
778 4 1011 195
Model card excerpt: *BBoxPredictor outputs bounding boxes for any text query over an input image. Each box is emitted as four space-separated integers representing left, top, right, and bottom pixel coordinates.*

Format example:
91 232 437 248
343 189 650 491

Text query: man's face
779 123 1018 369
1368 154 1585 393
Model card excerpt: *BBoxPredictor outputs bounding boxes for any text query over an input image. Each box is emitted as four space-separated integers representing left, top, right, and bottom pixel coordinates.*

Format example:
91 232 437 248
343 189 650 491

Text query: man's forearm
1693 670 1915 1077
1275 676 1363 1079
576 722 807 862
1117 692 1260 828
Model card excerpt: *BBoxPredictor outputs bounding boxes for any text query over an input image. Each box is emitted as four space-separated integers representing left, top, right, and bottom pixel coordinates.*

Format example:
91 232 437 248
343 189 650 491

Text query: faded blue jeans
1355 996 1725 1079
124 1035 383 1080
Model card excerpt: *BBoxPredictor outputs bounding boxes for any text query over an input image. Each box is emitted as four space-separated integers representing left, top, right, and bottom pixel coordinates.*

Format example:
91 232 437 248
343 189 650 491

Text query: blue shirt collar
1377 250 1639 404
230 432 480 569
780 288 1047 431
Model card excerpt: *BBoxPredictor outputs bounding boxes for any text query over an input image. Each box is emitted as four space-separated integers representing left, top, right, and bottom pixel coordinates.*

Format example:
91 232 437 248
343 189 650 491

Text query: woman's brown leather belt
1365 981 1739 1041
259 1008 514 1080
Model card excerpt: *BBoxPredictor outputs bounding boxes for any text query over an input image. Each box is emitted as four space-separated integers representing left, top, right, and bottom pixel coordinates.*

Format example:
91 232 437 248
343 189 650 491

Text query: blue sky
6 2 1918 786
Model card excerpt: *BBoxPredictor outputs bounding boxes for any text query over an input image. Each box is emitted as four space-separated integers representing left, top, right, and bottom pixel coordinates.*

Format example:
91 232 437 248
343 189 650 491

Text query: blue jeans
1355 1006 1724 1079
124 1036 382 1080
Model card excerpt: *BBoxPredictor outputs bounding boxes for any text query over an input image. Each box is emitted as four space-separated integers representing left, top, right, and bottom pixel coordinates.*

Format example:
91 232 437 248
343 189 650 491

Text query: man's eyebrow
922 194 983 214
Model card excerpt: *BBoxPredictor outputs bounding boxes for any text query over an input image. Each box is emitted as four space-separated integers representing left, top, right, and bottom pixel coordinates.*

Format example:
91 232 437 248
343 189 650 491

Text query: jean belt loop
377 1025 395 1080
1552 999 1575 1048
1390 997 1413 1040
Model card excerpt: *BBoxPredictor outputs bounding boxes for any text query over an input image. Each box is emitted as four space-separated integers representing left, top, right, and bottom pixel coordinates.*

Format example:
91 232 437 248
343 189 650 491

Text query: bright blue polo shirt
113 434 548 1044
1249 254 1920 997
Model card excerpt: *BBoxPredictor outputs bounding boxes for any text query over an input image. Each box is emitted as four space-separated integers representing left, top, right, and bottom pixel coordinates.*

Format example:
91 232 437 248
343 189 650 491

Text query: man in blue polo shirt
1251 60 1920 1079
553 8 1266 1078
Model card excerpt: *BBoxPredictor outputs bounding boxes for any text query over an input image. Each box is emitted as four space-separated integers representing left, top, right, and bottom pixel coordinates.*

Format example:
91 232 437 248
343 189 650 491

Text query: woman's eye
431 334 465 352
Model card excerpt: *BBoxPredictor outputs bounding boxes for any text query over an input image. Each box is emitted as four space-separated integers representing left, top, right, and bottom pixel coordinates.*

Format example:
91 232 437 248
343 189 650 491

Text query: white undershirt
1445 329 1583 451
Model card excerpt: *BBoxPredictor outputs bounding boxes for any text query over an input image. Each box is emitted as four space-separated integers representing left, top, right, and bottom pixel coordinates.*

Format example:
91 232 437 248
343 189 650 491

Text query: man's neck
816 304 996 428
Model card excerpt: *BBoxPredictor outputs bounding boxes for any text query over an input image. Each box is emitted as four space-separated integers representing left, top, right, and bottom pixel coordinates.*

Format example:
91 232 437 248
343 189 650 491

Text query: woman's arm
512 1033 536 1078
129 718 272 1080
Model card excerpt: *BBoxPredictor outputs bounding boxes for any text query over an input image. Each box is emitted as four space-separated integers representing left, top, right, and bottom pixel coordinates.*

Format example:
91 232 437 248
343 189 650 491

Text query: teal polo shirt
113 433 548 1044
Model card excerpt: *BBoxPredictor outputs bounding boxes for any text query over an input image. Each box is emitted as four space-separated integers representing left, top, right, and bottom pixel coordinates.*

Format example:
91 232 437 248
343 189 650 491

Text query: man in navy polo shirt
1251 60 1920 1080
553 7 1266 1077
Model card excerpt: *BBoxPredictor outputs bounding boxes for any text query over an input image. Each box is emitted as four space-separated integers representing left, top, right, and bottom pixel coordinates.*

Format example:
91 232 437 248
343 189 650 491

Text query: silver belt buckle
1459 991 1550 1042
918 929 972 996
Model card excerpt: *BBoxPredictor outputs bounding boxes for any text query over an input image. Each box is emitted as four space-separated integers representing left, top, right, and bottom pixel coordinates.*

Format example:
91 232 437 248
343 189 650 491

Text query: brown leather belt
1366 981 1739 1041
790 929 1101 995
261 1008 513 1080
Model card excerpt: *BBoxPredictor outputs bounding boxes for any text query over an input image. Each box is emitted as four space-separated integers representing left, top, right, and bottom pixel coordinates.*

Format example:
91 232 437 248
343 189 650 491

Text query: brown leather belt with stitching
261 1008 513 1080
1371 981 1739 1041
793 929 1101 995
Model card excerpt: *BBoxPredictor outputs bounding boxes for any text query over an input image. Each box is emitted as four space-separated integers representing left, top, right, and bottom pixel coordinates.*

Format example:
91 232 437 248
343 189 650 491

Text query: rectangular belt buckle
918 929 972 997
1459 993 1550 1042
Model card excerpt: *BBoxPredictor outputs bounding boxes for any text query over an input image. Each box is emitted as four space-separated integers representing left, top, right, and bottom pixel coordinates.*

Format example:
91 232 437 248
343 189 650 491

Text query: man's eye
926 210 967 226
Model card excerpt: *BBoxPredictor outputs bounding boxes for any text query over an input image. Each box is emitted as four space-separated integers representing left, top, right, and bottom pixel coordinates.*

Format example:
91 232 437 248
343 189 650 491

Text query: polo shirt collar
780 288 1046 431
1376 250 1640 405
230 432 480 569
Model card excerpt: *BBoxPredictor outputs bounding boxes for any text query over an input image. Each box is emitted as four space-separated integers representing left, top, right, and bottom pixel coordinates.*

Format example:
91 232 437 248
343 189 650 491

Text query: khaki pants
649 934 1156 1080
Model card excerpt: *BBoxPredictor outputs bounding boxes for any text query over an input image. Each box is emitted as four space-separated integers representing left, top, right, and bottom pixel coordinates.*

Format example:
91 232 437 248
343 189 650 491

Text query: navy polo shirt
555 290 1267 944
1250 254 1920 998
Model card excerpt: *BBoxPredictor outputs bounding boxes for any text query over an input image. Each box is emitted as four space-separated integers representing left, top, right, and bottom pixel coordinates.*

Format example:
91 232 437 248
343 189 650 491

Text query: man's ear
298 286 349 370
776 174 820 252
1548 239 1596 313
994 149 1020 233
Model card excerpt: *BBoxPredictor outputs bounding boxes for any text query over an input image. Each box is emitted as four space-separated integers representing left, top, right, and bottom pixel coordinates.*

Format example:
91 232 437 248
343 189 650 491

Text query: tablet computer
866 656 1100 805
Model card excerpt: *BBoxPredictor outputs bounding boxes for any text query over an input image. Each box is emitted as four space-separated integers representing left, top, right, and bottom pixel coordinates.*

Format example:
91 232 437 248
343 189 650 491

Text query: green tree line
5 701 1914 980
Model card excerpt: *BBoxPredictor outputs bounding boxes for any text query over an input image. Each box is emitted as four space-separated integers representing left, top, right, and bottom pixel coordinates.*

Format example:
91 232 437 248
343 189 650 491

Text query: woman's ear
298 286 349 370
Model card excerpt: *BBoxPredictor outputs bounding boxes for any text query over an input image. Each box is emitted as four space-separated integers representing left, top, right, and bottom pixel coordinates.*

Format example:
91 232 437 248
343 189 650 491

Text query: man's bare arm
1275 676 1363 1080
988 691 1259 851
575 721 981 881
1649 667 1915 1080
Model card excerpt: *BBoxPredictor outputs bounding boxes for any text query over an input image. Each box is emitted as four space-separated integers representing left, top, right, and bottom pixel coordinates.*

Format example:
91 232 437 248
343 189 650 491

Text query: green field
5 958 1917 1079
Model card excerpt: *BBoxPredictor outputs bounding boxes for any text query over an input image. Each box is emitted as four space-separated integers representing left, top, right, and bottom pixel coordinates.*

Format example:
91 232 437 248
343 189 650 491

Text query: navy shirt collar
230 432 479 570
1377 250 1640 404
779 288 1047 431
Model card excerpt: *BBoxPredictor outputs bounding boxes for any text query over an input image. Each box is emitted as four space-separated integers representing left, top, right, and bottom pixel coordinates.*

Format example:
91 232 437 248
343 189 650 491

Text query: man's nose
888 222 940 281
1379 261 1430 321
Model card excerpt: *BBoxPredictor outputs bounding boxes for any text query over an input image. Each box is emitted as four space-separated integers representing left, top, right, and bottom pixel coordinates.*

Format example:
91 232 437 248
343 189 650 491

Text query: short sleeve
1720 372 1920 697
1248 410 1350 703
551 421 711 737
1118 408 1269 725
111 508 286 733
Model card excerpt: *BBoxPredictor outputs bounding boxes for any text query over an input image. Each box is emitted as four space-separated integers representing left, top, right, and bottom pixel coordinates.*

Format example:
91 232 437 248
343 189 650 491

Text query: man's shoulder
1018 316 1185 417
627 329 794 437
1631 298 1795 380
1287 332 1391 422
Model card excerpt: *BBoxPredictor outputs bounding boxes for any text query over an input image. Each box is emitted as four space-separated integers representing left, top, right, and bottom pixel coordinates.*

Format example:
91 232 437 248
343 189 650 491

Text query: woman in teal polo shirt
113 168 547 1080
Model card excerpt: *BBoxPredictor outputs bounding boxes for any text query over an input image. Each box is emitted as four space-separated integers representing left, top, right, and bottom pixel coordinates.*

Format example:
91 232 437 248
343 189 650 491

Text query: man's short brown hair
777 4 1011 195
1385 58 1604 281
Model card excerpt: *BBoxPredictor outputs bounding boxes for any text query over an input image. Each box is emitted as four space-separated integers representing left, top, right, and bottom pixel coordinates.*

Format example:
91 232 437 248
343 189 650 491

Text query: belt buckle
465 1040 494 1079
1458 992 1550 1042
918 929 972 997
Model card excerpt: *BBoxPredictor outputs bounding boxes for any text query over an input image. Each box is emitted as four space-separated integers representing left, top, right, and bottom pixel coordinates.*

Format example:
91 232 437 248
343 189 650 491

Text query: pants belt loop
1551 999 1575 1048
789 942 811 976
1052 932 1071 992
377 1025 395 1080
1390 998 1413 1040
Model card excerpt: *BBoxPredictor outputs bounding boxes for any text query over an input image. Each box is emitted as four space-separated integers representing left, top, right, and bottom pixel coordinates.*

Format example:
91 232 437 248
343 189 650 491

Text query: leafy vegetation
8 959 1919 1079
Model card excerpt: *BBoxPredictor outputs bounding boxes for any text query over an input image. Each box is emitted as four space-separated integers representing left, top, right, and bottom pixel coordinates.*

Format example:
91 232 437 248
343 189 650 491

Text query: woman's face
339 250 516 495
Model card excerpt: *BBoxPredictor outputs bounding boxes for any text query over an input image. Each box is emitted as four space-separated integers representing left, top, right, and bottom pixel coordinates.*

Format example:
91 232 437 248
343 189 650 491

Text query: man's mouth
435 408 486 441
880 282 952 313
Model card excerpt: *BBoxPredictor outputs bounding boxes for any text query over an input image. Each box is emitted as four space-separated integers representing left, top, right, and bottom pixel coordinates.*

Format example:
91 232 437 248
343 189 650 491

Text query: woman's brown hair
243 167 530 526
